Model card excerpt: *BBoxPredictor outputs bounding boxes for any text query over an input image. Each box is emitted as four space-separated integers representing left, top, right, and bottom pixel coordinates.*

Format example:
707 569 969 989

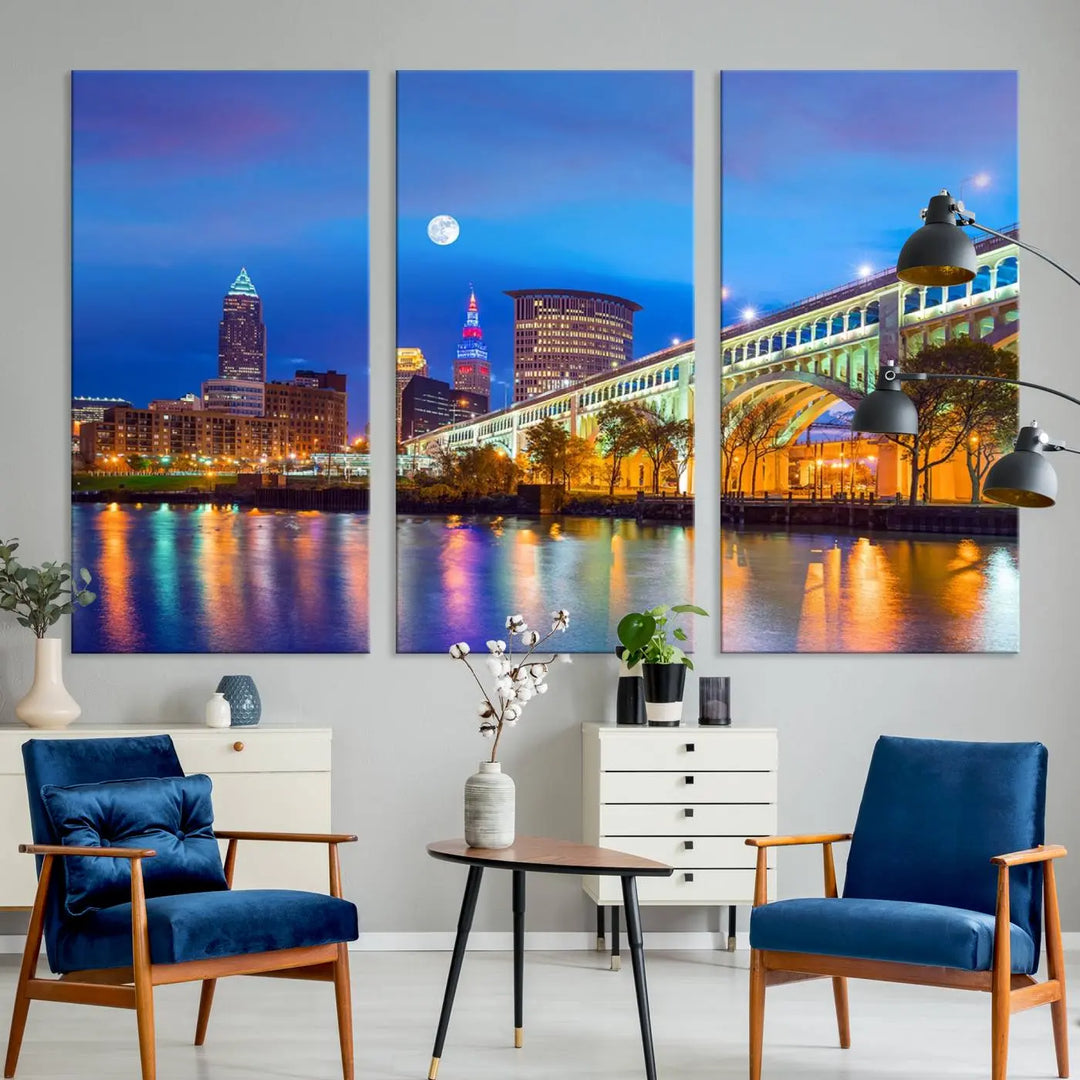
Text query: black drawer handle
684 840 694 851
685 742 696 752
684 808 694 818
684 775 695 785
684 873 695 883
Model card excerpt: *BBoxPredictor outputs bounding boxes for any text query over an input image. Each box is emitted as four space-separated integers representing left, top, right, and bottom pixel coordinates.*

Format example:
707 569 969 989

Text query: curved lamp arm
881 367 1080 414
954 212 1080 292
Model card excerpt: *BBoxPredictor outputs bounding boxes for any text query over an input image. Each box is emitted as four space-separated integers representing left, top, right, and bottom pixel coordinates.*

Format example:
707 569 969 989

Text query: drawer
601 803 776 837
600 835 773 870
591 868 775 906
598 730 776 772
173 730 332 775
601 771 774 804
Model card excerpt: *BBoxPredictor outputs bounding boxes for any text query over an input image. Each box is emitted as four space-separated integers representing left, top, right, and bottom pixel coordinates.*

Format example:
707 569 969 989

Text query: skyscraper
218 267 266 382
505 288 640 402
453 287 490 410
396 347 428 441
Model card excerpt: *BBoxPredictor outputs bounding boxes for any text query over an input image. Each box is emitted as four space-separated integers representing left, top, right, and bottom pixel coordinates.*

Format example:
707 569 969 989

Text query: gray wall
2 0 1080 938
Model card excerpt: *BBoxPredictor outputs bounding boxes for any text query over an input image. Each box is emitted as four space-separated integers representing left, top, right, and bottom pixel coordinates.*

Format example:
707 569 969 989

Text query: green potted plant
0 539 96 729
617 604 708 726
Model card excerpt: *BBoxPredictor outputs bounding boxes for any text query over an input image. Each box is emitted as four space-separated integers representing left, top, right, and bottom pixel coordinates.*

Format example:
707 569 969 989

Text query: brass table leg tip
610 956 622 972
514 1028 523 1049
727 936 737 952
595 937 606 952
428 1057 440 1080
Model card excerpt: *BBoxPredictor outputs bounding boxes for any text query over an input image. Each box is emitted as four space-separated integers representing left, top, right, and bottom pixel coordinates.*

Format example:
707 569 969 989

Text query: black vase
615 646 646 726
642 663 686 727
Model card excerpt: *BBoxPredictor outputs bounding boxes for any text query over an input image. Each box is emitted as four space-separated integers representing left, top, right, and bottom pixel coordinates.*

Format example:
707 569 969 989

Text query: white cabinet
0 725 333 907
582 723 778 941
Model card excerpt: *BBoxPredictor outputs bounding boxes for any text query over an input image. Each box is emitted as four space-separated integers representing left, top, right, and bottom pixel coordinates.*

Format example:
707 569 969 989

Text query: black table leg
513 869 525 1049
728 904 737 952
621 875 658 1080
610 903 621 971
429 865 483 1080
596 904 606 952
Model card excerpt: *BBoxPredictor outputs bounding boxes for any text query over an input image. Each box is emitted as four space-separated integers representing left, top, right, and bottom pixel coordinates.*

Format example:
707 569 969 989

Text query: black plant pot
642 663 686 726
615 646 646 725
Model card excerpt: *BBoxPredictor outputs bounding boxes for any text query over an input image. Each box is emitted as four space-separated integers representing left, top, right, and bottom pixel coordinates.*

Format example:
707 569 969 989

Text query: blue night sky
721 70 1018 328
72 71 369 435
397 71 694 406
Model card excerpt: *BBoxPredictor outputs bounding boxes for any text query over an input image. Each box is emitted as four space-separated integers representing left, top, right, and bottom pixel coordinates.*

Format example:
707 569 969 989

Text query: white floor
0 949 1073 1079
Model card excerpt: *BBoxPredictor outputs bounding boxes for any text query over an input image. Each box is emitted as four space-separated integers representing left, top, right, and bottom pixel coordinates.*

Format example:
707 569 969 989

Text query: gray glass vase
216 675 261 727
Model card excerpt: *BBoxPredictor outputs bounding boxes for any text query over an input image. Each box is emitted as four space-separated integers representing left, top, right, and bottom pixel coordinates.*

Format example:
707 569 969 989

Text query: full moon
427 215 460 246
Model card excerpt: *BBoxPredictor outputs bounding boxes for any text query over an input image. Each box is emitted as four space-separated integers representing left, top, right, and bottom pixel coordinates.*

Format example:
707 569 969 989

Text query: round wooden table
425 837 673 1080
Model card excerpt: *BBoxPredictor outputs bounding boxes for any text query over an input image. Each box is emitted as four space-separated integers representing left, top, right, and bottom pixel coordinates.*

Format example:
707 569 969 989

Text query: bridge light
741 307 756 322
721 285 731 301
857 263 873 279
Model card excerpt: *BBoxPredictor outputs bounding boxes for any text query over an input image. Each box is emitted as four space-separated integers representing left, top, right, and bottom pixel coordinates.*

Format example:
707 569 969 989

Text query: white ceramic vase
464 761 515 849
15 638 81 729
205 692 231 728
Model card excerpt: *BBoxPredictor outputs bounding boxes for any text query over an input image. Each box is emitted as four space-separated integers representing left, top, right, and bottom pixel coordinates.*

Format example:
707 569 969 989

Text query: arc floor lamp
852 189 1080 507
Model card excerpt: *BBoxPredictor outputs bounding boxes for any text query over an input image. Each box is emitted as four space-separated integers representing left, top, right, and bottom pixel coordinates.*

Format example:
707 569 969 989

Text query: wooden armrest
991 844 1067 867
746 833 852 849
214 830 358 844
19 843 157 859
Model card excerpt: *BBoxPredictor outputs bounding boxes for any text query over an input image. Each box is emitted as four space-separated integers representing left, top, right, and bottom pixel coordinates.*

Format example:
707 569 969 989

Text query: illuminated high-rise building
505 288 640 402
396 347 428 441
218 267 266 382
453 287 490 410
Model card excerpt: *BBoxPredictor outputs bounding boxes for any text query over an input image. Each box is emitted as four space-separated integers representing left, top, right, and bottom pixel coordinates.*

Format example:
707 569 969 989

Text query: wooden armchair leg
194 979 216 1046
131 859 156 1080
1045 860 1069 1079
832 977 851 1049
991 864 1011 1080
4 855 52 1079
749 949 766 1080
333 943 354 1080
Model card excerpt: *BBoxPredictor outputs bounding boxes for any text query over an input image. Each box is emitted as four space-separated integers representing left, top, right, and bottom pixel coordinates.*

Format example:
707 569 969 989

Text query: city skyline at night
72 70 369 436
397 71 694 405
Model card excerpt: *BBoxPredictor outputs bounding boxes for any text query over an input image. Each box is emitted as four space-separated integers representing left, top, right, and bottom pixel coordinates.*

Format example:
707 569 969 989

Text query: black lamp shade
851 382 918 436
983 449 1058 508
896 193 977 287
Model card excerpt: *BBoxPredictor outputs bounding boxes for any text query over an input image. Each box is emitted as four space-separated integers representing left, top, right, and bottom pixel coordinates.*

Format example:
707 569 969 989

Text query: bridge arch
722 371 864 447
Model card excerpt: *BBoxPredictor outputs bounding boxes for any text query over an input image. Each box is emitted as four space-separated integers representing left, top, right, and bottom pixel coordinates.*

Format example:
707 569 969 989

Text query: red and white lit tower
453 286 490 410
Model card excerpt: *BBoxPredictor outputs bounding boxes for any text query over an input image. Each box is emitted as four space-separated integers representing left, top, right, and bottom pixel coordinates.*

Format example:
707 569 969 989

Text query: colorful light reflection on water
396 514 695 653
72 503 369 653
721 529 1019 653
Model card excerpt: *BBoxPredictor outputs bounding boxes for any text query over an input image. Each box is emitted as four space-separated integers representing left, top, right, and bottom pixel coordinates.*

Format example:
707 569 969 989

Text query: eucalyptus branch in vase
449 609 570 763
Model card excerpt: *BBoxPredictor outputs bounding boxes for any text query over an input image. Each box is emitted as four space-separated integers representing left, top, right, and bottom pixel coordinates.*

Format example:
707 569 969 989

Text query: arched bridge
401 229 1019 463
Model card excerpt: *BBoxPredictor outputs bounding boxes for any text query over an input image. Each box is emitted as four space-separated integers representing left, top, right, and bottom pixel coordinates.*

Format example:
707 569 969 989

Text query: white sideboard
582 723 778 954
0 725 333 908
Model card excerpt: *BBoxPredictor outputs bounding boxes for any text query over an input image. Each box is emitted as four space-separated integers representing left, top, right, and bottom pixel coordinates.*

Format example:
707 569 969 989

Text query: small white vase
15 638 81 730
464 761 515 849
205 692 231 728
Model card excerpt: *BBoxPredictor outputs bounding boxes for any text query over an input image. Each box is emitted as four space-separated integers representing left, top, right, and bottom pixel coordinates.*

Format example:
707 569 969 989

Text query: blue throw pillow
41 774 229 917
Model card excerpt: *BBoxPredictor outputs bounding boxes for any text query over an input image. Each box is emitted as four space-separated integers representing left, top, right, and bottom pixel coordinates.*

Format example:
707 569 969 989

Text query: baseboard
3 930 1077 955
351 930 751 951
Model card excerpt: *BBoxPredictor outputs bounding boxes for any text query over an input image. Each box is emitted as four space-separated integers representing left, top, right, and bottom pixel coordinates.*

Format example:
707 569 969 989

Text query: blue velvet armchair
747 736 1067 1080
3 735 359 1080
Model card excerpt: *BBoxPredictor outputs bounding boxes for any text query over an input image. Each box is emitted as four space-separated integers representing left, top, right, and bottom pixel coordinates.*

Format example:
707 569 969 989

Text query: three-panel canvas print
69 68 1020 657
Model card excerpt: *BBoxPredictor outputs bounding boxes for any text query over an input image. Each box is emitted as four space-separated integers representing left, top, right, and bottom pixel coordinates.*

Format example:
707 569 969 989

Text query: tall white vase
464 761 515 849
15 638 81 729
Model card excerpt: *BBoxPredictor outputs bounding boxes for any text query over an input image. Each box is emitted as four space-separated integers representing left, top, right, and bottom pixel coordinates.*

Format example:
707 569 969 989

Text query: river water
72 503 369 653
721 528 1019 653
396 514 695 653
